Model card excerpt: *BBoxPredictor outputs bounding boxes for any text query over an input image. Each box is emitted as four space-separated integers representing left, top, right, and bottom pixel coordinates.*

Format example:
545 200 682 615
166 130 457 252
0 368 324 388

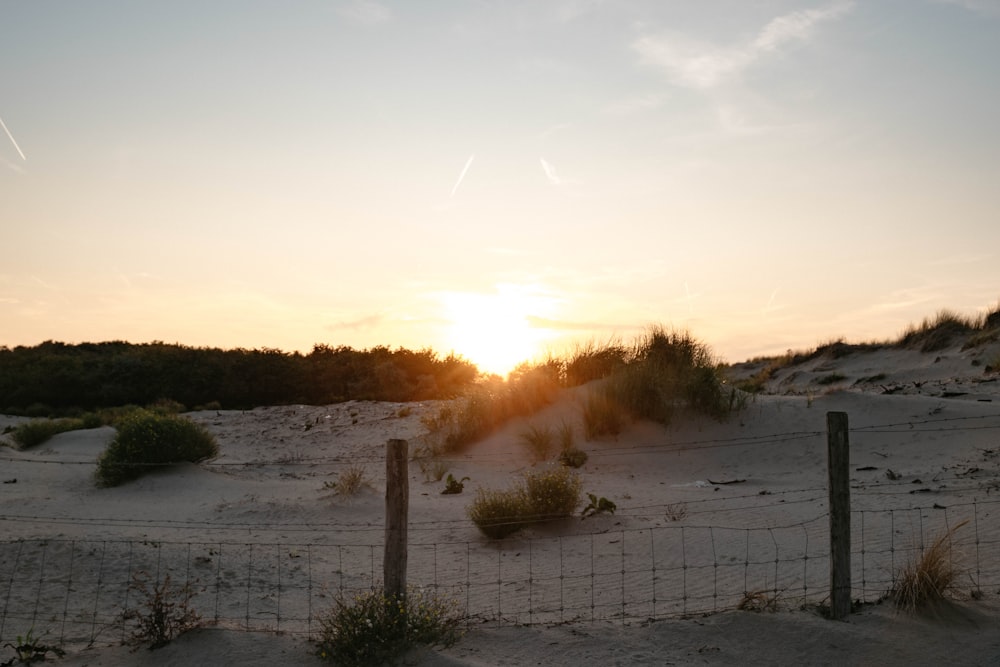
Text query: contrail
450 154 475 198
0 115 26 161
540 157 561 185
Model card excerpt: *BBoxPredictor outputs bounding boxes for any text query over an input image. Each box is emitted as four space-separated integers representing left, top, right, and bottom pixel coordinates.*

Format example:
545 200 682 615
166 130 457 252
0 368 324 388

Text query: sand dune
2 337 1000 665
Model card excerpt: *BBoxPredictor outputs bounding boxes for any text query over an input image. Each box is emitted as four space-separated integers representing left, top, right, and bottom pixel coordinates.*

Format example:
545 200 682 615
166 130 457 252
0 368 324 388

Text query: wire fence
1 411 999 650
2 497 999 650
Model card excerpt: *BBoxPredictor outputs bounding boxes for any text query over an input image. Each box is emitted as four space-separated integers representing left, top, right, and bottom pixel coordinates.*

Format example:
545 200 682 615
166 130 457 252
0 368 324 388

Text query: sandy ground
3 336 1000 665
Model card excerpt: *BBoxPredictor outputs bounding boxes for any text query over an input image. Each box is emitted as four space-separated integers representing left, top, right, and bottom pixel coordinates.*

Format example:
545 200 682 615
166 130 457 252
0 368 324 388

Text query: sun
441 286 556 377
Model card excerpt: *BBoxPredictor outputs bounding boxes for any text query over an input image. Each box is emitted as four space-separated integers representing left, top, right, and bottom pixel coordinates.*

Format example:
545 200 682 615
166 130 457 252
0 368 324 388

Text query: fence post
827 411 851 620
384 438 409 601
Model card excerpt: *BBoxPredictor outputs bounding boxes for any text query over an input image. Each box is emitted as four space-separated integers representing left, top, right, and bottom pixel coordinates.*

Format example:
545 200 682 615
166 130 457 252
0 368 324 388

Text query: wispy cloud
539 157 562 185
633 2 853 89
931 0 1000 16
602 93 668 115
327 313 384 331
0 115 27 161
450 154 475 198
336 0 392 25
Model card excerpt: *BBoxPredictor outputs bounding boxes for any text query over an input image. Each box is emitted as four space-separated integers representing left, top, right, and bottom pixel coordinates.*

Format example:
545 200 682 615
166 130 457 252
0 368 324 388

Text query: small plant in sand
738 589 781 613
315 586 462 667
441 473 470 495
892 519 969 611
325 465 371 496
664 502 688 522
557 422 588 468
581 493 616 518
2 627 65 665
95 410 218 487
122 573 201 650
519 424 555 462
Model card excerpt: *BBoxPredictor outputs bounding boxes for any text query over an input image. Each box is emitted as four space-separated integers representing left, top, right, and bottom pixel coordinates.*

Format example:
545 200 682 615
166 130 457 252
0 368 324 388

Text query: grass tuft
892 519 969 611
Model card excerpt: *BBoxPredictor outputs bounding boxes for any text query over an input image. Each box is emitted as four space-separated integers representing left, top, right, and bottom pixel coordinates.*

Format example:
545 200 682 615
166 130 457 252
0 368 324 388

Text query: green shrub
316 587 462 666
95 410 218 487
523 466 581 520
468 487 530 539
467 467 581 539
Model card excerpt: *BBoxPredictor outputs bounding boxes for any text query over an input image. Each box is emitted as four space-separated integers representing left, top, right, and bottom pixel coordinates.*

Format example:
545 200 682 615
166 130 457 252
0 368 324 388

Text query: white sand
2 337 1000 665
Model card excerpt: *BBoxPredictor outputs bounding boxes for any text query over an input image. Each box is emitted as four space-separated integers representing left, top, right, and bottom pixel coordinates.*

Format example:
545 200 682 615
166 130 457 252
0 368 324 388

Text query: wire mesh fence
2 497 998 649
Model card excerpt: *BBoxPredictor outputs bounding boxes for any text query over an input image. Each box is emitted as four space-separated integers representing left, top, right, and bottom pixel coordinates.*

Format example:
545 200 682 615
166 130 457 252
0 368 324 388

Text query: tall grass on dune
422 361 562 454
584 327 733 437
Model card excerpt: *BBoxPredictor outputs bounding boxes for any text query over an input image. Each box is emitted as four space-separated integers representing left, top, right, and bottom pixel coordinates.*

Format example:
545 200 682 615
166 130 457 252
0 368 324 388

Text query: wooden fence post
827 411 851 620
384 438 409 601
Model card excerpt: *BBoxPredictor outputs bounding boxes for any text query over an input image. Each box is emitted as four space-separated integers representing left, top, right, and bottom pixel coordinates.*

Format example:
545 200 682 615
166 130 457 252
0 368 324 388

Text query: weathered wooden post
827 411 851 620
384 438 409 601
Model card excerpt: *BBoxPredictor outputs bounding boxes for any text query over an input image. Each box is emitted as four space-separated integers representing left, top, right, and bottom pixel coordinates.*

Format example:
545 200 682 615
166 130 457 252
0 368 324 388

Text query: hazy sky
2 1 999 374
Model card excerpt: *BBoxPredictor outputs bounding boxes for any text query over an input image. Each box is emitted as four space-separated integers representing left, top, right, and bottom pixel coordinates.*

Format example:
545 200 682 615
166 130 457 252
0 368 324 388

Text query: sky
2 0 999 375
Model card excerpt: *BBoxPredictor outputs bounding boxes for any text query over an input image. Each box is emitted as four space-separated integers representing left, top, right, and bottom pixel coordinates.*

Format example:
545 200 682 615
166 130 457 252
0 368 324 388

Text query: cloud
602 93 668 115
450 154 475 198
328 313 384 331
539 157 562 185
633 2 853 89
336 0 392 25
931 0 1000 16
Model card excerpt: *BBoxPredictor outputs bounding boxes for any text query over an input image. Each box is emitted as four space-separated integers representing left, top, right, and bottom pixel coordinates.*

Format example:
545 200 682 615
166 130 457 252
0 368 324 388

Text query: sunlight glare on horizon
440 285 558 377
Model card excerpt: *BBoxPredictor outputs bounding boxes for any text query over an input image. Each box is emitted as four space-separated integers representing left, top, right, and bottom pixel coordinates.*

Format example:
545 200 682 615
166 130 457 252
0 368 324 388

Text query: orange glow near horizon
440 286 558 377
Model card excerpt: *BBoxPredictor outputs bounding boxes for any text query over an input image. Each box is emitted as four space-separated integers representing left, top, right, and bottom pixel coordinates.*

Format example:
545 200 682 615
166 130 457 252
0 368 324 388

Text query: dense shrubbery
316 587 462 666
468 467 581 539
96 410 218 487
0 341 478 413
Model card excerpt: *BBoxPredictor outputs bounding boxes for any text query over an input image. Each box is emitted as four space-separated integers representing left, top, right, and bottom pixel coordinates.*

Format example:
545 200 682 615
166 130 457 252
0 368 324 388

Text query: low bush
467 487 530 539
316 587 462 666
95 410 218 487
523 466 581 520
468 467 581 539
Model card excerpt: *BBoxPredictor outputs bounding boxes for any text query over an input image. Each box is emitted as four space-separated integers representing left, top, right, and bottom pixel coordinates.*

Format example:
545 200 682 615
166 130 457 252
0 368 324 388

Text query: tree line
0 341 479 414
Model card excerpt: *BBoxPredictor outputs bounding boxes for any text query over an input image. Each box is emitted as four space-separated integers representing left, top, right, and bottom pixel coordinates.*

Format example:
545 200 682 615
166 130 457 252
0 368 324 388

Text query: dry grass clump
899 310 979 353
422 362 562 454
892 519 969 611
519 424 555 462
326 465 371 496
582 327 732 438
